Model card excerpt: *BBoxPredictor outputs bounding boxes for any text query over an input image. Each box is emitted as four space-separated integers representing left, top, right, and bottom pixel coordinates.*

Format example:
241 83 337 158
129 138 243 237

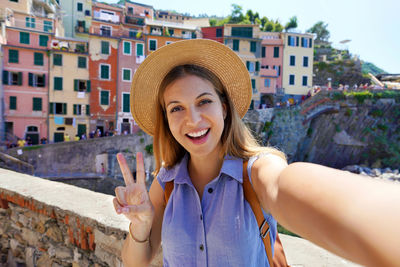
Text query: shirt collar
158 154 243 185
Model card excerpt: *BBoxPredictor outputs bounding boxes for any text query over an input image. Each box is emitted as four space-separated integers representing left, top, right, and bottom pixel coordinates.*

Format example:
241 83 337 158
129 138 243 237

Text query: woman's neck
188 148 224 198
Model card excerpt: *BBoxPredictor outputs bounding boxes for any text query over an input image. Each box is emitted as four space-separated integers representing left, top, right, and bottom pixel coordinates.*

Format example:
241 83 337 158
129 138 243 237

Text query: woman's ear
222 103 227 119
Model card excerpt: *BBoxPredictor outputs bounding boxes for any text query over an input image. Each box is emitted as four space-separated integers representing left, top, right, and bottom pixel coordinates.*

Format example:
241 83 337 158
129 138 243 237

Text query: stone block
36 253 52 267
21 228 40 247
34 221 46 234
18 214 29 227
45 225 63 243
25 247 35 267
94 229 123 256
55 246 72 260
94 246 117 267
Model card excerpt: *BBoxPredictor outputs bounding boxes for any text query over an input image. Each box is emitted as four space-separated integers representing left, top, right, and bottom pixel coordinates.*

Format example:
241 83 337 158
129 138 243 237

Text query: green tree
273 20 283 32
229 4 244 23
307 21 330 42
260 16 268 28
263 20 274 32
209 18 217 26
285 16 298 31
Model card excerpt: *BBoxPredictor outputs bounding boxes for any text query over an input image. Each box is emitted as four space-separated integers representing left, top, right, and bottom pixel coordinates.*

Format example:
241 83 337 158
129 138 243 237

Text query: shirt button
208 188 213 193
200 215 203 220
199 244 204 251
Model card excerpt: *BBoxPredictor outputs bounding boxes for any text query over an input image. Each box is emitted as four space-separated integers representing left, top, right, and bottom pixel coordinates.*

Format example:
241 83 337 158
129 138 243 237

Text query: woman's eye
170 106 182 113
199 99 212 106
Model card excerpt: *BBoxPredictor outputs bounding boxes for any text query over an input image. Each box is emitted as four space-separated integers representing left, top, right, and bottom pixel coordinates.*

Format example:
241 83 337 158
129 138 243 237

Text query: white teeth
187 129 208 138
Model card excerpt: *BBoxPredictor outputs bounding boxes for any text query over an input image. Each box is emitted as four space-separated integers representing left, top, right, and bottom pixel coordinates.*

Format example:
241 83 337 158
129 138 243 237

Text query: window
232 39 239 51
123 93 130 112
25 17 35 28
9 50 19 63
288 36 295 46
246 61 255 72
296 36 299 47
34 53 44 66
303 56 309 67
231 27 252 38
309 38 312 48
250 41 256 53
289 74 295 85
128 7 134 14
3 71 23 86
122 68 131 81
100 91 110 105
273 47 279 58
76 44 85 53
74 79 91 92
53 54 62 66
39 35 48 47
73 104 85 115
275 66 281 76
301 37 308 48
136 43 144 56
129 30 137 38
9 96 17 110
262 47 266 58
85 10 90 16
216 28 223 37
264 79 271 87
78 56 87 68
149 39 157 51
49 103 67 115
123 41 132 55
77 2 83 11
255 61 260 72
251 79 256 89
28 73 45 87
20 32 29 44
44 21 52 32
101 41 109 54
100 25 111 36
168 29 174 36
289 55 295 66
53 77 63 90
10 0 19 2
302 76 308 86
33 98 42 111
100 64 110 80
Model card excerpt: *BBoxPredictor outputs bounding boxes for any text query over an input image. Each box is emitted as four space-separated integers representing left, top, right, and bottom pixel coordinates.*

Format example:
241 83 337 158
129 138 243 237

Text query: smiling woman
113 39 400 267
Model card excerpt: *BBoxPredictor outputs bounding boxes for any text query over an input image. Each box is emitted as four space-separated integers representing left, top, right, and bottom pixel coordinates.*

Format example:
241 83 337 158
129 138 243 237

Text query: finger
136 152 146 185
113 198 123 214
117 153 135 186
121 203 150 214
115 186 127 206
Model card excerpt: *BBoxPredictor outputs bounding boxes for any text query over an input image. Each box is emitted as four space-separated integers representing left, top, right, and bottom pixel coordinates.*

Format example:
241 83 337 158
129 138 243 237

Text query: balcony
32 0 56 14
75 25 89 34
125 16 145 26
93 11 120 23
100 28 111 37
276 87 285 96
260 68 278 77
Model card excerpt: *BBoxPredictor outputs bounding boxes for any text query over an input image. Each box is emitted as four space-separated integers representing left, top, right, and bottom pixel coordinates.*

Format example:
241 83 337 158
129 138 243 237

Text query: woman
113 39 400 267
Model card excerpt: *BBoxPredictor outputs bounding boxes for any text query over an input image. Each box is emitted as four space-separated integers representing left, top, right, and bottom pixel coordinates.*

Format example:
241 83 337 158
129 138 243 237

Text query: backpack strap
242 160 274 266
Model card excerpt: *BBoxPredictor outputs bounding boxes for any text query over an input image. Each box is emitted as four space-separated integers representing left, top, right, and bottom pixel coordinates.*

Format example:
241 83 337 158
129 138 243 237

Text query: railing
125 16 145 26
93 11 120 23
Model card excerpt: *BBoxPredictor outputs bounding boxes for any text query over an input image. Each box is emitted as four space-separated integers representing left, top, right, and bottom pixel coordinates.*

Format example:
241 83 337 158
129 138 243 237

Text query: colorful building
224 24 262 108
49 37 90 142
2 5 58 144
88 1 121 135
58 0 92 38
281 32 314 99
201 26 224 43
154 10 190 23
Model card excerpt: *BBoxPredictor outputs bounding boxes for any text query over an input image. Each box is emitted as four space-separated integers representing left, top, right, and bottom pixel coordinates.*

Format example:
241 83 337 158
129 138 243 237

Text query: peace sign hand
113 152 154 241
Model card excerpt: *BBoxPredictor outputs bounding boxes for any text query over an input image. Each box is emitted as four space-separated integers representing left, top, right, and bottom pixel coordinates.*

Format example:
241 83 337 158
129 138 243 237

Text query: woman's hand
113 152 154 241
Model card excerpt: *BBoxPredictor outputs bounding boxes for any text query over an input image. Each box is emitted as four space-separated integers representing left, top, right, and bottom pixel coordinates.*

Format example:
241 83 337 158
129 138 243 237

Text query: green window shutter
9 50 19 63
20 32 29 44
63 103 67 115
86 80 91 92
149 40 156 51
124 41 131 54
9 96 17 110
49 103 54 114
246 61 250 71
42 74 46 87
100 91 109 105
44 21 52 32
3 71 9 85
78 57 86 68
250 41 256 52
28 73 33 86
39 35 48 47
54 77 63 90
31 18 36 28
136 43 143 56
309 38 312 48
74 79 78 91
274 47 279 58
86 105 90 115
73 104 77 115
33 98 42 111
123 69 131 81
262 47 266 58
233 40 239 51
18 72 23 85
34 53 44 66
101 41 109 54
123 94 130 112
25 17 30 27
296 36 299 46
100 65 109 79
255 61 260 72
53 54 62 66
251 79 255 89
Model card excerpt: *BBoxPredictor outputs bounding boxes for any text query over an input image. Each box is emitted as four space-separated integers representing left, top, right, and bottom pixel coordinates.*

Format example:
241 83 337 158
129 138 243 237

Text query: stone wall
0 168 162 267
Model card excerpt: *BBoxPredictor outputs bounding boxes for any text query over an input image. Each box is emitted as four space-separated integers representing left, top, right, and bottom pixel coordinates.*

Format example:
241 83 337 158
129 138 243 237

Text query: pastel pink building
3 16 52 144
259 32 284 106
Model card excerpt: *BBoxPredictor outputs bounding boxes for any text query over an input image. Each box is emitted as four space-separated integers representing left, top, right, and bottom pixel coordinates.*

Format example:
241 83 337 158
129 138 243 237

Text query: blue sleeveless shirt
157 154 277 267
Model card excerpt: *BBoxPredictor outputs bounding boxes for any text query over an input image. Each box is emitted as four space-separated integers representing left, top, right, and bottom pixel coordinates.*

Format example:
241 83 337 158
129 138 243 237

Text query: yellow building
224 24 262 108
49 37 90 142
281 32 314 96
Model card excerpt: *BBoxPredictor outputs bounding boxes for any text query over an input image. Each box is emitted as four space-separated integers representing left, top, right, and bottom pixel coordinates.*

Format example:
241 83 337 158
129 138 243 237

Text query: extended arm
251 155 400 267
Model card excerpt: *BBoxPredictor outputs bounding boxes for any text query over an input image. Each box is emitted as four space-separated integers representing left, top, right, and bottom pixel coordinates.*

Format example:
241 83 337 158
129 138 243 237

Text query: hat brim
130 39 252 136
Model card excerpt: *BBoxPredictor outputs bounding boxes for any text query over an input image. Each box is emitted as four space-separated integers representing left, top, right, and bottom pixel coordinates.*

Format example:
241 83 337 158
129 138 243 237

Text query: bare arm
251 155 400 267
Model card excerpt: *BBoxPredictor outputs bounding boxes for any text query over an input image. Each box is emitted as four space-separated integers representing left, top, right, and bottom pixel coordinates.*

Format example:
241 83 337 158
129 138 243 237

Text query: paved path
280 234 362 267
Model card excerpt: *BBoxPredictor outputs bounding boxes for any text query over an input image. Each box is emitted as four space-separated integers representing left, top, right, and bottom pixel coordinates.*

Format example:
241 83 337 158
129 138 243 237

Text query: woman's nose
186 106 201 125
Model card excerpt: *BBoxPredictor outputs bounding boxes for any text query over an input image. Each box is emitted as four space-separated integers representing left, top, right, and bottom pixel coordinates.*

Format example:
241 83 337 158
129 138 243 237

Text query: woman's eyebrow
165 100 180 108
196 92 214 99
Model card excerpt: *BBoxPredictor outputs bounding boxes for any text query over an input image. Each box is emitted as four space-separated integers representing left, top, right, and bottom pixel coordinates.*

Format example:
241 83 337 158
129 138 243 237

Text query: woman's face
163 74 226 158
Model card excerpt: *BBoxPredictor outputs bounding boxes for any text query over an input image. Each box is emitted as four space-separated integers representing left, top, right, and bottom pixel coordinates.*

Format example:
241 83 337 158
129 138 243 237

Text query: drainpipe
47 43 50 141
115 38 121 133
0 44 4 143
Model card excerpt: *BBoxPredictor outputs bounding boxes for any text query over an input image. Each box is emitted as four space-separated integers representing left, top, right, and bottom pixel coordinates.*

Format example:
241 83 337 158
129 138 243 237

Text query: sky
105 0 400 73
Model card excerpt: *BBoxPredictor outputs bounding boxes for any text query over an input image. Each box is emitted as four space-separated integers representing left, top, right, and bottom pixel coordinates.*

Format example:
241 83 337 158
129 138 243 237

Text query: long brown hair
153 64 285 175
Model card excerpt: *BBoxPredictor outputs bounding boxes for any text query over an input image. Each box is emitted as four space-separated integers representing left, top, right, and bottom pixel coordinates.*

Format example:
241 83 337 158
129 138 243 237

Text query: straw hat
130 39 251 136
